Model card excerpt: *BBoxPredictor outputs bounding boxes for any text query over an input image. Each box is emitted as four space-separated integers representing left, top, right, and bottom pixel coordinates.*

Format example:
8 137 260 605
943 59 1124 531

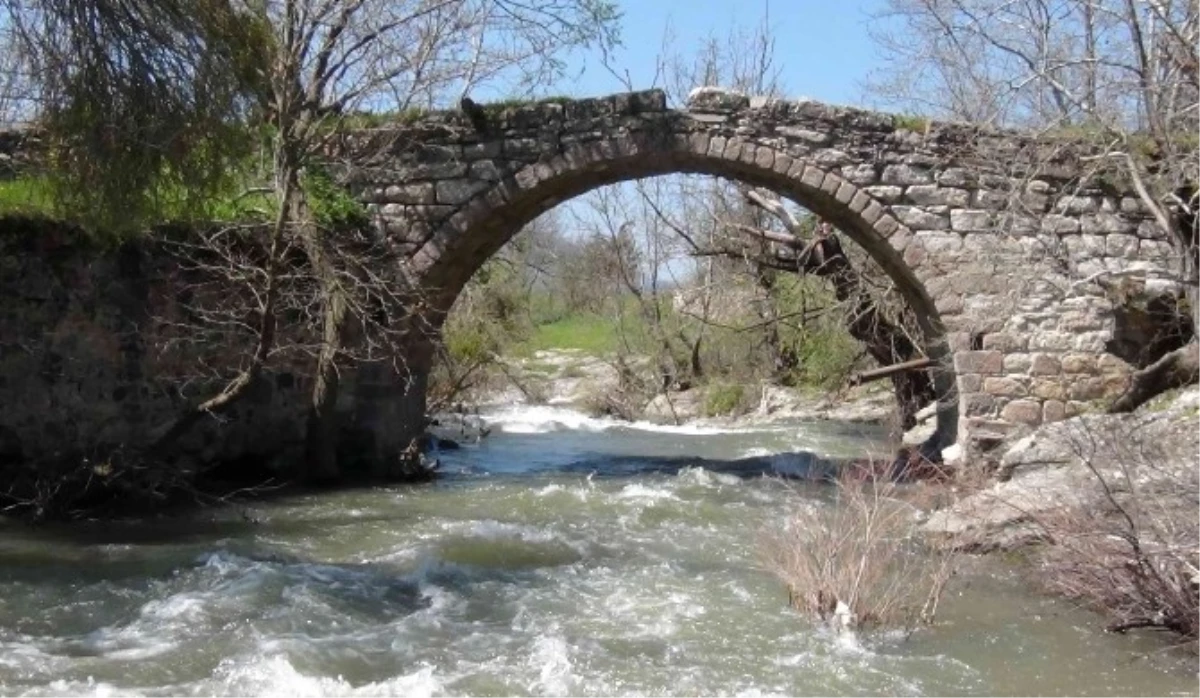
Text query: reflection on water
0 406 1194 696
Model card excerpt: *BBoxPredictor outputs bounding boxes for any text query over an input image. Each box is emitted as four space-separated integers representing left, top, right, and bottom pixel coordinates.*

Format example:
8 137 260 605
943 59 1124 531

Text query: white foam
677 466 741 488
482 404 770 436
469 520 558 544
528 631 575 696
214 653 442 697
616 483 680 501
741 446 775 458
28 677 136 697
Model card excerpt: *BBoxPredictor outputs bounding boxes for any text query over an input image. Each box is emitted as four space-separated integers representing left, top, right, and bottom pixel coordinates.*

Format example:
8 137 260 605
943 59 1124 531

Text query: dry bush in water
761 472 958 634
1032 420 1199 643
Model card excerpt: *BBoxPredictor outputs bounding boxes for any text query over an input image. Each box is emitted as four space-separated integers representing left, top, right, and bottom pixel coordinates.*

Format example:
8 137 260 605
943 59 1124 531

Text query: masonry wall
335 89 1180 455
0 220 312 482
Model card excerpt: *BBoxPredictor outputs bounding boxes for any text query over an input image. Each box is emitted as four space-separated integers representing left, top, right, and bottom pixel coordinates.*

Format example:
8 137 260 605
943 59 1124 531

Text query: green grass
514 313 622 356
892 113 930 132
0 177 57 217
0 166 374 233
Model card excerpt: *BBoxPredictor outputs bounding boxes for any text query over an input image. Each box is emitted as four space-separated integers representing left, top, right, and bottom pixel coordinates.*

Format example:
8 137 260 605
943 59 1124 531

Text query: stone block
776 126 830 144
721 138 745 161
955 350 1004 375
1060 354 1096 374
882 164 932 185
962 392 997 416
1116 196 1142 213
468 161 503 181
937 168 975 187
382 183 435 205
1042 400 1068 423
958 374 983 392
1054 196 1098 214
970 189 1009 209
706 135 727 158
800 165 826 190
950 209 995 232
873 215 900 237
983 376 1028 397
1041 214 1080 234
1072 331 1110 353
914 231 963 254
1103 374 1129 396
1106 234 1139 259
966 417 1022 440
1030 379 1067 401
463 142 502 159
687 87 748 111
982 333 1025 352
1030 353 1060 375
754 146 775 170
814 149 851 167
1001 399 1043 425
1067 377 1105 400
739 142 760 165
411 161 468 179
842 164 878 185
864 185 904 202
1080 213 1135 235
1028 332 1074 352
821 173 845 196
893 206 947 230
1003 353 1032 373
904 184 970 207
772 153 793 175
860 200 884 225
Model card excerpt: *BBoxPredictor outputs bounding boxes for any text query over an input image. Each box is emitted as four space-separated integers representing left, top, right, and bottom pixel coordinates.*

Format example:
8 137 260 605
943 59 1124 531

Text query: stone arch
410 129 958 452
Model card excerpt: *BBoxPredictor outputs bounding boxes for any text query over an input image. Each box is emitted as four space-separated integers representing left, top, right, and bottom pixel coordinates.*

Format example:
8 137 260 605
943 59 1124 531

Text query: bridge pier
349 341 433 479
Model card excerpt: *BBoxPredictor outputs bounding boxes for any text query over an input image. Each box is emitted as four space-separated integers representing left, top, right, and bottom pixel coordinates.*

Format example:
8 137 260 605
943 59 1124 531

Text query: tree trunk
737 191 936 429
294 193 347 484
809 236 934 429
1108 341 1199 413
148 164 292 454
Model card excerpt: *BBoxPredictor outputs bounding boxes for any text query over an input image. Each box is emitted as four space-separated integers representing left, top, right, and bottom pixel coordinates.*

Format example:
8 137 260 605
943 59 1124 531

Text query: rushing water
0 406 1194 696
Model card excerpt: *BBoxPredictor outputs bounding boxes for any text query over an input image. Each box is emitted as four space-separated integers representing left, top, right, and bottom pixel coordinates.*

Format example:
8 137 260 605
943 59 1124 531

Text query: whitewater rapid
0 406 1192 696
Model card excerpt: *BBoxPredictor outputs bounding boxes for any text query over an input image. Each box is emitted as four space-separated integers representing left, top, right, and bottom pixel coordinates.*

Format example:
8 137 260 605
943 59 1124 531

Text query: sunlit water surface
0 406 1194 696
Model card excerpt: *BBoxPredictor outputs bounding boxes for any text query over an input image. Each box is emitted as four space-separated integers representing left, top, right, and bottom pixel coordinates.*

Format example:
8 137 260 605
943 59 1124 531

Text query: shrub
1031 420 1199 642
761 472 957 634
703 381 747 416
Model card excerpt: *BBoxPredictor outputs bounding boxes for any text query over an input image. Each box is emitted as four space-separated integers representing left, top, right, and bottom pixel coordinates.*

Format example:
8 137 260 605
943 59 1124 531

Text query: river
0 406 1194 696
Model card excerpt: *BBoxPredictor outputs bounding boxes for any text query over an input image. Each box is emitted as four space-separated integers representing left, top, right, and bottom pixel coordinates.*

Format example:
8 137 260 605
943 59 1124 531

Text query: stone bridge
334 88 1176 461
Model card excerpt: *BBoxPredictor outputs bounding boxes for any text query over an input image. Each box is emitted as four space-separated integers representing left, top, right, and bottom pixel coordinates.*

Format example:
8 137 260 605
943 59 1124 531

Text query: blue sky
553 0 891 108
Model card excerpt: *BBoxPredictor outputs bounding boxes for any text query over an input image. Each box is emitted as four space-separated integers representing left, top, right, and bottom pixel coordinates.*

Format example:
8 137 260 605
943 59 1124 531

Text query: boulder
923 387 1199 551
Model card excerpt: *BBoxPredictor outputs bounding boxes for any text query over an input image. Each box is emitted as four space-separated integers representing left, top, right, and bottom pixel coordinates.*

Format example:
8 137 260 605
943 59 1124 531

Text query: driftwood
849 357 934 386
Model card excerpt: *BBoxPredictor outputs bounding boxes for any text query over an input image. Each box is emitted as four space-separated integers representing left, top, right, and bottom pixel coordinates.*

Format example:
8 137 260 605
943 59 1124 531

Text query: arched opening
410 132 958 457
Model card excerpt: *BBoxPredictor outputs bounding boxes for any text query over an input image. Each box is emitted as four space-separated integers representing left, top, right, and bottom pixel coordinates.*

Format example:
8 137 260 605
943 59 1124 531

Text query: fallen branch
849 357 934 386
1108 341 1199 413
